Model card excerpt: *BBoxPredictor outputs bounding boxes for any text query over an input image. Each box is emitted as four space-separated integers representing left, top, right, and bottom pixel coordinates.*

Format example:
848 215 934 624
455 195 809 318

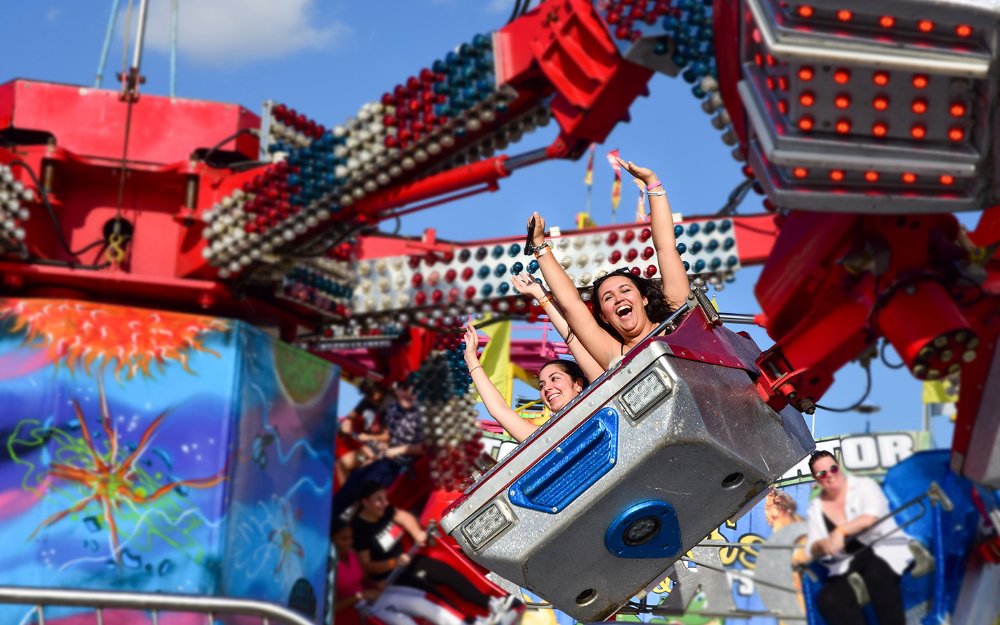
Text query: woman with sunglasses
527 159 690 369
805 450 913 625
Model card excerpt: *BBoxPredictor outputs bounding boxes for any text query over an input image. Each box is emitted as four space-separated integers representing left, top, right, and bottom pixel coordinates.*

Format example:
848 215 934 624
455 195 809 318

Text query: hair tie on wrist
645 181 662 192
468 364 483 374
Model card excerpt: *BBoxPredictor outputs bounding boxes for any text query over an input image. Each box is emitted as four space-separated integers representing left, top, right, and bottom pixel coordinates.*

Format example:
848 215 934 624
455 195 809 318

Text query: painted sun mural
0 298 338 624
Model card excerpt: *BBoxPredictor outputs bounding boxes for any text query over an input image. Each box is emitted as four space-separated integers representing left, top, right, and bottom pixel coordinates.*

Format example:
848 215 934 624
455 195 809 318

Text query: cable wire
201 128 261 169
508 0 524 23
816 362 873 413
6 159 106 259
879 340 905 370
715 178 754 216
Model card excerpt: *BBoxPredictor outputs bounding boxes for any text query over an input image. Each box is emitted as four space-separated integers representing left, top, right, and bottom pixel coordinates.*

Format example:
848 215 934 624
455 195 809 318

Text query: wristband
468 364 483 374
538 294 556 307
646 191 667 197
645 181 662 192
534 244 551 258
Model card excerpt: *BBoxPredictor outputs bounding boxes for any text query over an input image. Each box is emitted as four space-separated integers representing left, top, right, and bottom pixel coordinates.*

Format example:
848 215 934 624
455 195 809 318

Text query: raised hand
529 211 547 247
511 271 545 300
463 322 480 367
617 157 659 185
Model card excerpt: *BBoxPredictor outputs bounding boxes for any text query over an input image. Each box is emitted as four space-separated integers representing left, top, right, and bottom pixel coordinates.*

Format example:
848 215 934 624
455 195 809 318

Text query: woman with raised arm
464 322 589 442
528 159 690 369
510 270 605 383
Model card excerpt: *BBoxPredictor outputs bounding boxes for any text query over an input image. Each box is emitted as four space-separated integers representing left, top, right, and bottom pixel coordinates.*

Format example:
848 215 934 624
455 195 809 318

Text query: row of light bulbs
0 164 36 247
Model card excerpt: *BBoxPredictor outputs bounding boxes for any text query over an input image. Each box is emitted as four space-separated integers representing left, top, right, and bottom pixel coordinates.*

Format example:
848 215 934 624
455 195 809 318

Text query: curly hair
766 487 801 519
590 269 672 343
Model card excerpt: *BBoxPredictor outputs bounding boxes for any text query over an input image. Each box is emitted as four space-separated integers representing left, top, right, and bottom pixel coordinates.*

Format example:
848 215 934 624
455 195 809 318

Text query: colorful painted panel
0 299 337 624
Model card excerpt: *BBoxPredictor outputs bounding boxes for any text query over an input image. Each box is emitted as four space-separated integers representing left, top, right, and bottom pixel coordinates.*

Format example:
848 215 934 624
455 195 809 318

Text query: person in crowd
765 487 809 566
351 482 507 625
336 379 391 485
464 322 589 442
527 158 690 370
805 451 913 625
333 377 426 518
763 487 809 623
511 270 605 383
332 518 382 625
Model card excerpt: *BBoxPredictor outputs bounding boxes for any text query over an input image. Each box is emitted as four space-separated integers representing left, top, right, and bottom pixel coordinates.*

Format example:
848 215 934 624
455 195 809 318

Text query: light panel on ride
0 163 35 251
440 298 814 622
739 0 1000 212
350 218 739 322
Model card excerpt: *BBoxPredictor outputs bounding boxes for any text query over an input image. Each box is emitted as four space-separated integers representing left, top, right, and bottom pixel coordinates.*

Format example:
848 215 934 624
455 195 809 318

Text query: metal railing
0 586 315 625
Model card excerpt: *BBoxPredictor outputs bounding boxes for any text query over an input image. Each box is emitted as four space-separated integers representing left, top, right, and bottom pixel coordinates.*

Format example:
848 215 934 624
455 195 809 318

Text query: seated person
351 482 504 624
331 518 382 625
336 379 390 485
805 451 913 625
333 377 425 517
464 320 589 442
527 159 691 370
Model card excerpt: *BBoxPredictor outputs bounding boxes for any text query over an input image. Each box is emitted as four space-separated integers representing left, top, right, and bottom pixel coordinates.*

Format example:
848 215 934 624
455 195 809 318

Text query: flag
576 212 596 229
475 319 513 406
922 380 958 404
607 149 622 213
583 143 595 187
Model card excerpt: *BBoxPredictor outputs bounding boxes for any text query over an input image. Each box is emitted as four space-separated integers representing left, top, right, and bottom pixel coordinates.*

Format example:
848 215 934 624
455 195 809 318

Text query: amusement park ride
0 0 999 624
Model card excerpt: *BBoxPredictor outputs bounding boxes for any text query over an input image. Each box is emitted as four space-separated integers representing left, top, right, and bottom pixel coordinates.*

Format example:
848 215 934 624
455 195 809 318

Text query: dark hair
808 450 836 473
331 517 350 535
590 269 672 343
539 359 589 388
359 379 383 398
358 480 386 501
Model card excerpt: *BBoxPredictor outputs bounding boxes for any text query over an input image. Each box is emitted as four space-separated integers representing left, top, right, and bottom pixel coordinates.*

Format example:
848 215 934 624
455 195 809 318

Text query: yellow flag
477 319 513 405
576 212 596 230
583 143 595 187
922 380 958 404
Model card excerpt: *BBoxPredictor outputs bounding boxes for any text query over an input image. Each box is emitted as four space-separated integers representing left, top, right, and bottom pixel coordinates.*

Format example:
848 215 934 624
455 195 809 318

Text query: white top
806 474 914 576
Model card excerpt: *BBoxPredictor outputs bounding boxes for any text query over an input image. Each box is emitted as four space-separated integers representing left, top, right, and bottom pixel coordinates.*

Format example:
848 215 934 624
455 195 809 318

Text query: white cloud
135 0 351 66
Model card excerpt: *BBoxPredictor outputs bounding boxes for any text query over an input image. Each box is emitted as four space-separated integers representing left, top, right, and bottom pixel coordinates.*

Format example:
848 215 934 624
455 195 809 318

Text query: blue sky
0 0 955 445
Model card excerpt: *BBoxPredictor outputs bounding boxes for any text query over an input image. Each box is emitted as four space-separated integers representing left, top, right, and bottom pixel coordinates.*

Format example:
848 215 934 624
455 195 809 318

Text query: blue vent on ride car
508 407 619 514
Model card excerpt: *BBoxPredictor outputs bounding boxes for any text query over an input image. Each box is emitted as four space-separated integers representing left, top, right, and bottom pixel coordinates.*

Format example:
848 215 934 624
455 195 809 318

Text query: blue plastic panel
508 407 619 514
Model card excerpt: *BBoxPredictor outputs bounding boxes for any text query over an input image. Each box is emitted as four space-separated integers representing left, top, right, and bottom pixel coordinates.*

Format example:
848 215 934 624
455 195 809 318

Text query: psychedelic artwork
0 299 338 624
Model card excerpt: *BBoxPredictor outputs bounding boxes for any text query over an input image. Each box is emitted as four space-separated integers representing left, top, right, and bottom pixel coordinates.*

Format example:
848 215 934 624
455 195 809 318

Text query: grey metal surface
746 0 995 76
0 586 314 625
442 323 814 622
738 0 1000 214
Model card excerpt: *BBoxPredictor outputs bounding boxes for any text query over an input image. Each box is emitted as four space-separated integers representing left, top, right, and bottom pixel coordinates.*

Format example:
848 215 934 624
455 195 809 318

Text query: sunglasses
813 464 840 479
